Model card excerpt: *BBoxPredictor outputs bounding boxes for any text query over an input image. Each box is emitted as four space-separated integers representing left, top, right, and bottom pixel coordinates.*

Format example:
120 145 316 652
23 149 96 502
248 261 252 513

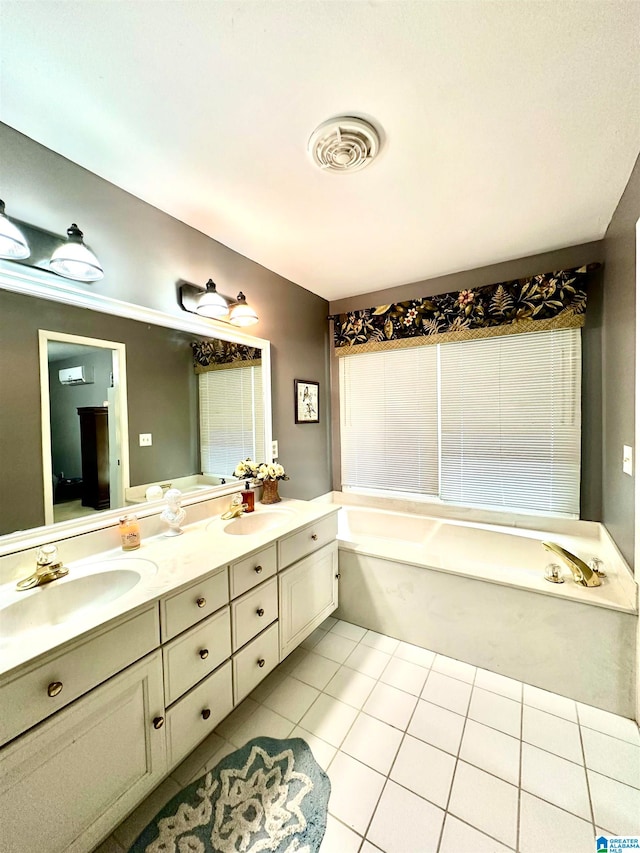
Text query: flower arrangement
234 458 289 482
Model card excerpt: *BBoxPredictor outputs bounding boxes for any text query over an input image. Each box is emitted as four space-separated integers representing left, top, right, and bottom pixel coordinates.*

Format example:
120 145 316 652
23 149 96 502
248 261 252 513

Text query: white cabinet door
279 541 338 658
0 651 167 853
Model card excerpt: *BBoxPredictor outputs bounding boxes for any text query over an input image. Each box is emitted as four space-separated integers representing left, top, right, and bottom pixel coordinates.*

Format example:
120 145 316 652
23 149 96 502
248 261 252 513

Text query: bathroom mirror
0 261 271 544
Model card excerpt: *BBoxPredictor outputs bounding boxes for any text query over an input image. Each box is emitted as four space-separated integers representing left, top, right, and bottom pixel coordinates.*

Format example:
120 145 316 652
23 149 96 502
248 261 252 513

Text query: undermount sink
222 509 295 536
0 558 157 638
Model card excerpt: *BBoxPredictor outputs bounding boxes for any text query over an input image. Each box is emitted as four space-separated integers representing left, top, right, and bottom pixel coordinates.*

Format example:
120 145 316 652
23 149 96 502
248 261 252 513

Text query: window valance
191 339 262 373
330 263 599 356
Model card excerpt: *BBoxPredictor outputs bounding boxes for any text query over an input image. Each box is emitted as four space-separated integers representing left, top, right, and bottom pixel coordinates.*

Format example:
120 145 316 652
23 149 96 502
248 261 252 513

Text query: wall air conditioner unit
58 365 94 385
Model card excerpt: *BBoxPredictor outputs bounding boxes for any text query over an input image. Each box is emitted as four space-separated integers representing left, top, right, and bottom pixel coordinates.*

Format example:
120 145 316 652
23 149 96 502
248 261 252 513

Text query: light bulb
229 292 259 327
0 200 30 260
50 223 103 282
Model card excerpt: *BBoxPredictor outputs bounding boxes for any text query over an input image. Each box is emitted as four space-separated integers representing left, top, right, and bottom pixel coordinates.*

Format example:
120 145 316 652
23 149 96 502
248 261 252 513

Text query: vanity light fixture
0 199 30 259
49 223 104 282
179 280 259 327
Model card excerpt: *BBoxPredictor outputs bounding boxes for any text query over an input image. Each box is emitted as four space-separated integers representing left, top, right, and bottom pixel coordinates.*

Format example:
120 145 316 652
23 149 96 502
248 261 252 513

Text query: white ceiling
1 1 639 302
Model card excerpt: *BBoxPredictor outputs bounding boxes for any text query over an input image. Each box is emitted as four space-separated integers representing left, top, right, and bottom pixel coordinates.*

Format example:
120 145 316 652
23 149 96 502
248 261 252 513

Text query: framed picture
294 379 320 424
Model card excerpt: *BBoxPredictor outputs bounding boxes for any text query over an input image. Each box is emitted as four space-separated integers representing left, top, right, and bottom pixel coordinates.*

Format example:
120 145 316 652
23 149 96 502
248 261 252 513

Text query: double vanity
0 498 339 853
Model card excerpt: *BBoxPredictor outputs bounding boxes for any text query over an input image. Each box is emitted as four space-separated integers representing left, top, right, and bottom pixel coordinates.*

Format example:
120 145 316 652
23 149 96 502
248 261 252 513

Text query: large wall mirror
0 261 271 547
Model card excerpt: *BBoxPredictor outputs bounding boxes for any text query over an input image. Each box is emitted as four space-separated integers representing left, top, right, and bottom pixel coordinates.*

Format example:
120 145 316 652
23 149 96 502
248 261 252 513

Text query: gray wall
601 152 640 569
0 122 332 523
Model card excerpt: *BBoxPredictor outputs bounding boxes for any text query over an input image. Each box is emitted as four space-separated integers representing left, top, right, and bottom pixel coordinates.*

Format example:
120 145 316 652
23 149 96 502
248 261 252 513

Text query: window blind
199 365 265 477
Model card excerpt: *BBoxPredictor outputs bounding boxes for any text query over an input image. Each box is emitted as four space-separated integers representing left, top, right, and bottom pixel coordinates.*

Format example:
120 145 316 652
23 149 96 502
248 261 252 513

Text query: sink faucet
221 493 248 520
542 542 601 587
16 544 70 591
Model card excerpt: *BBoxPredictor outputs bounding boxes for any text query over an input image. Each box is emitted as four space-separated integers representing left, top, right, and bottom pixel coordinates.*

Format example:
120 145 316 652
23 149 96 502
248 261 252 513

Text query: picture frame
294 379 320 424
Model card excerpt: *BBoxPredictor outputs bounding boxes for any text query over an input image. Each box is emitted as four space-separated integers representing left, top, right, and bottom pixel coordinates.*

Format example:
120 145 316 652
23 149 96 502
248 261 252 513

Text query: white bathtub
334 501 638 716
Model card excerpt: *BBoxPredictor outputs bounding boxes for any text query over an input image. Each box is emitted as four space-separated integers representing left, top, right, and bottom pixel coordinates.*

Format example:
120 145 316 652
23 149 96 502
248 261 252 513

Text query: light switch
139 433 152 447
272 439 279 459
623 445 633 476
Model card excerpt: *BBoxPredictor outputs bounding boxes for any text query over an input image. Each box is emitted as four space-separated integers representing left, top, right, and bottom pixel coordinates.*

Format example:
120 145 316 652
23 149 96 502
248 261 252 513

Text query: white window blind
339 347 439 495
199 365 265 478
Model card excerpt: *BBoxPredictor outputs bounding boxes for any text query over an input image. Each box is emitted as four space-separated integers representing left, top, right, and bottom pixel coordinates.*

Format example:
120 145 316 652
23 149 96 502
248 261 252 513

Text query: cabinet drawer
232 622 280 704
163 607 231 705
231 577 278 652
230 544 277 599
166 661 233 767
278 512 338 569
160 565 229 642
0 604 159 748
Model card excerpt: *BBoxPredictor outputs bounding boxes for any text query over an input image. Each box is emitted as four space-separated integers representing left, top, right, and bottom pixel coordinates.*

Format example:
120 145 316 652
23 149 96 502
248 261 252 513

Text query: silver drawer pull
256 608 265 617
201 708 211 720
199 648 209 660
311 533 318 541
153 716 165 729
47 681 63 698
196 597 206 608
254 565 263 574
258 658 266 668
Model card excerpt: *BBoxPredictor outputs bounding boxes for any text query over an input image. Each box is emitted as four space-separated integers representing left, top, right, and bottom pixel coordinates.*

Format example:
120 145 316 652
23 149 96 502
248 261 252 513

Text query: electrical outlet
139 433 152 447
623 445 633 476
271 440 278 459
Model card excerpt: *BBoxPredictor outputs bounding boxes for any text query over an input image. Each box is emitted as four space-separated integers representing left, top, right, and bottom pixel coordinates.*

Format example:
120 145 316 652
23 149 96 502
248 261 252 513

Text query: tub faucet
542 542 601 587
16 544 69 591
221 493 248 520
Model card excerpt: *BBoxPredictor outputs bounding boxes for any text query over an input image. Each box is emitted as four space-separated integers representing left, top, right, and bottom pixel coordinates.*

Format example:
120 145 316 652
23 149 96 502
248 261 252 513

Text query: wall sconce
0 200 30 259
49 223 104 282
179 279 259 327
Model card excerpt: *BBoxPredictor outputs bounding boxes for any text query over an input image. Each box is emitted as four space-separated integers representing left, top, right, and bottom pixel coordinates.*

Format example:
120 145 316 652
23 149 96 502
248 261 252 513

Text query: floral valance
191 339 262 373
330 263 600 355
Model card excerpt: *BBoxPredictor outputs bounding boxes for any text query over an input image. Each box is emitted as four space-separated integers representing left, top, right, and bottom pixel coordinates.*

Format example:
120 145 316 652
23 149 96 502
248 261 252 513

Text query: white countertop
0 499 340 679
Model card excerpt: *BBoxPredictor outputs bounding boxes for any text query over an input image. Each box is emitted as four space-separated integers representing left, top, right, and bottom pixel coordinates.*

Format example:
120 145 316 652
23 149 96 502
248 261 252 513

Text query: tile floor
96 618 640 853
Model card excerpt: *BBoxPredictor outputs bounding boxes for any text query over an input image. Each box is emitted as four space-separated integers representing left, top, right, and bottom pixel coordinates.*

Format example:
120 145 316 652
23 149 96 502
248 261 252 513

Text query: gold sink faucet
16 544 70 591
542 542 602 587
221 493 248 520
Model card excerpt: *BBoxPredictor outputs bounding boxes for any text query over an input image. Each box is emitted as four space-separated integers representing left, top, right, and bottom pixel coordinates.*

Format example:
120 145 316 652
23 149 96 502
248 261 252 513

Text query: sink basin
222 509 294 536
0 558 157 638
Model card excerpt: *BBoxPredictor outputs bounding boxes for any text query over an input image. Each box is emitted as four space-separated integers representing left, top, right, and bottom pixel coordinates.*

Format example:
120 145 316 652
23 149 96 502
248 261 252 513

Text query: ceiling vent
308 117 380 174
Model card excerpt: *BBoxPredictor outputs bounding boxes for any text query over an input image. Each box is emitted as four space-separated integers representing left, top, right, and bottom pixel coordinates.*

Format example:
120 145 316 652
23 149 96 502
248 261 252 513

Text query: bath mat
128 736 331 853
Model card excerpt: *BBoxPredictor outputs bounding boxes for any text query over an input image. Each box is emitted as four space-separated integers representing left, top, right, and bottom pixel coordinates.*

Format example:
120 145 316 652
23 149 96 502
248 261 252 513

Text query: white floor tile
588 770 640 835
408 700 465 755
290 726 337 771
581 727 640 788
330 619 368 642
200 739 237 776
112 777 181 849
230 704 294 746
521 743 591 820
360 842 383 853
393 640 435 668
439 815 513 853
327 751 386 835
341 712 403 775
362 629 400 655
448 761 518 848
92 836 124 853
380 656 429 696
290 651 340 690
459 720 520 785
577 703 640 746
467 687 521 738
421 671 472 715
523 683 578 722
314 632 358 663
363 681 418 730
170 730 227 787
299 693 359 747
320 814 362 853
279 646 308 672
519 792 595 853
390 734 456 809
261 674 320 722
249 666 288 703
432 653 476 684
344 644 391 678
367 780 444 853
320 616 338 631
324 666 377 709
474 667 522 702
214 696 259 740
522 705 583 764
301 626 329 651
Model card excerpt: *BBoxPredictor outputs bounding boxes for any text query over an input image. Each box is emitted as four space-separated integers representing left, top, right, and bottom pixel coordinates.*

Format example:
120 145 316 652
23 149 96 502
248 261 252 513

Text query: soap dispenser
241 480 255 512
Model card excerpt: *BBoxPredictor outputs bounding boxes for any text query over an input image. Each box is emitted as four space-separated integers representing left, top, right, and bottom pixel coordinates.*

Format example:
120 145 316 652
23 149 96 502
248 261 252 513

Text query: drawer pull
336 573 341 579
201 708 211 720
153 716 165 729
196 597 206 608
47 681 63 698
311 533 318 541
254 565 263 574
199 648 209 660
256 608 265 617
258 658 266 668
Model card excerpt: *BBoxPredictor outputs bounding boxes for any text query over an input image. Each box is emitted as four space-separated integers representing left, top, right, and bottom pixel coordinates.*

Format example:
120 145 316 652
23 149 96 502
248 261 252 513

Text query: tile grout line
515 683 524 853
577 705 598 837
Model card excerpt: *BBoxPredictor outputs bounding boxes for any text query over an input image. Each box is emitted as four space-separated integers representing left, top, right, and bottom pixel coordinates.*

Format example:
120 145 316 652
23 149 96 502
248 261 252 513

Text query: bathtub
334 500 638 717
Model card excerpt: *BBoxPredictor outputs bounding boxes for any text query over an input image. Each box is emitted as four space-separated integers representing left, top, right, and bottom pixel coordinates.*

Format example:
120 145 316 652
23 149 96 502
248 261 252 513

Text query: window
339 328 581 515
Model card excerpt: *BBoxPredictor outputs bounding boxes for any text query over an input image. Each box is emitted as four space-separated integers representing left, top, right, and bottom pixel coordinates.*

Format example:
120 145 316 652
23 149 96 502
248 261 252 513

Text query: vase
261 479 281 504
